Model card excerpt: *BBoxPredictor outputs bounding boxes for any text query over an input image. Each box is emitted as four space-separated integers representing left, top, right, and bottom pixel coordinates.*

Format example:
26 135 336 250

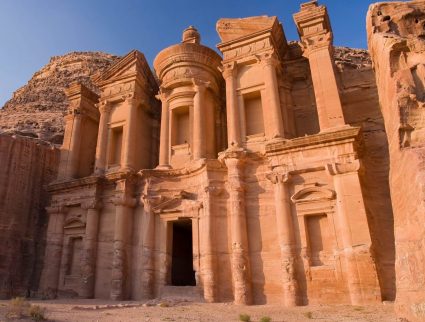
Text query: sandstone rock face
0 52 118 143
0 134 60 299
334 46 396 302
367 1 425 321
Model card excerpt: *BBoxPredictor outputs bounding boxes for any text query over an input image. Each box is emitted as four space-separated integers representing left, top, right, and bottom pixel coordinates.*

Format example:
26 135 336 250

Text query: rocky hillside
0 48 371 144
334 47 372 70
0 52 118 143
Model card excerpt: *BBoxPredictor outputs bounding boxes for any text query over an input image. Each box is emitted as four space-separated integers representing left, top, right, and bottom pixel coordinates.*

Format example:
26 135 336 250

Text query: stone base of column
201 255 216 303
281 255 299 307
141 247 155 299
155 164 172 170
232 249 252 305
80 247 96 299
110 240 126 301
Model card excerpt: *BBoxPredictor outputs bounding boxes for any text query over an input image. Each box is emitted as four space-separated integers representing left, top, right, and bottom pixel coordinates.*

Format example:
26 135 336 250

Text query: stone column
80 201 101 298
200 186 220 302
140 195 157 299
294 1 346 131
266 170 299 306
67 112 83 178
221 149 252 305
39 206 67 298
192 79 208 160
94 101 111 174
111 180 137 300
121 97 138 172
221 62 241 148
327 160 380 305
259 53 285 139
156 90 171 169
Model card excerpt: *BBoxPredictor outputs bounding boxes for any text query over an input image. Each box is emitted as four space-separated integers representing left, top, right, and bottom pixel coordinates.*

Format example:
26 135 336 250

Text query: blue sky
0 0 390 107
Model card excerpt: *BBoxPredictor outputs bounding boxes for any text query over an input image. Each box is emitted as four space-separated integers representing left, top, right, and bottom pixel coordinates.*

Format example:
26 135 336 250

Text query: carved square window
108 126 123 166
171 106 190 146
305 214 333 267
244 91 264 136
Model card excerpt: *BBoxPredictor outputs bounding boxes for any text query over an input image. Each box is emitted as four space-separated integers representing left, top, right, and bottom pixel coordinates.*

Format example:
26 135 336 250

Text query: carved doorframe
152 193 203 291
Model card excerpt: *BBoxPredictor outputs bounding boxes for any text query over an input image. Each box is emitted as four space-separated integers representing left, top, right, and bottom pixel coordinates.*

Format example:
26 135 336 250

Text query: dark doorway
171 220 196 286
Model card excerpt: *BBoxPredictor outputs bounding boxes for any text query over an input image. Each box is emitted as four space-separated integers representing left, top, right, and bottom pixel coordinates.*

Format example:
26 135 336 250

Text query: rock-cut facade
39 1 396 306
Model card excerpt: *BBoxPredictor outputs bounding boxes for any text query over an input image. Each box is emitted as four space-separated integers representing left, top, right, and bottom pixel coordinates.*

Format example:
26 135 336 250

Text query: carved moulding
291 185 336 204
326 159 361 176
112 178 138 208
222 38 272 62
149 190 203 216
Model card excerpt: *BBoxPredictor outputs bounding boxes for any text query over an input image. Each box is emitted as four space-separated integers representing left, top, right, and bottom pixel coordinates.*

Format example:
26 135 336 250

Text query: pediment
64 218 85 230
291 187 335 204
217 16 278 43
152 191 202 214
94 50 156 88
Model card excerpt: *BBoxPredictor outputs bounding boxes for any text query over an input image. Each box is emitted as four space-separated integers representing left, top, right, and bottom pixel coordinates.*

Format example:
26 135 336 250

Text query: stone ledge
47 175 101 192
265 126 361 155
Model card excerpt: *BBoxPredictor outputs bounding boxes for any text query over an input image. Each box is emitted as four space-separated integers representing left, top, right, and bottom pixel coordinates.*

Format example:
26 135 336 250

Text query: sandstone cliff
367 1 425 321
333 46 396 302
0 134 60 298
0 52 118 143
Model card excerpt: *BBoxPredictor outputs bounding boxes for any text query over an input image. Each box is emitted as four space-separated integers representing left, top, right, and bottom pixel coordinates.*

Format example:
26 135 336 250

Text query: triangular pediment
93 50 157 88
64 218 85 230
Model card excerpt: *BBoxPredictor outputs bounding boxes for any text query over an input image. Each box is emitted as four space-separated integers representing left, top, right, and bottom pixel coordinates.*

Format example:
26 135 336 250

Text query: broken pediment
217 16 279 43
152 191 202 214
93 50 157 88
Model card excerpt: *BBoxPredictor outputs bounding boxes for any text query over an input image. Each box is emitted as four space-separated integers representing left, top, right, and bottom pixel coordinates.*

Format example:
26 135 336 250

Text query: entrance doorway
171 219 196 286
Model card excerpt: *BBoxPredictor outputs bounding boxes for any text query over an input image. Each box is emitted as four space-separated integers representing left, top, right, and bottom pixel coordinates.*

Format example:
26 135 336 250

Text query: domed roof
153 26 222 82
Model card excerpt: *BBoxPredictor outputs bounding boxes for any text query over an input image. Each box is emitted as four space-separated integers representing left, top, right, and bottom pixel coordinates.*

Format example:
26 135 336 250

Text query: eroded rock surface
367 1 425 321
0 52 118 143
0 134 60 299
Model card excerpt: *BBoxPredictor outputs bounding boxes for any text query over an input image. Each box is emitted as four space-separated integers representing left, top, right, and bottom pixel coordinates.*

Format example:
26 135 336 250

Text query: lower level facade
40 127 382 305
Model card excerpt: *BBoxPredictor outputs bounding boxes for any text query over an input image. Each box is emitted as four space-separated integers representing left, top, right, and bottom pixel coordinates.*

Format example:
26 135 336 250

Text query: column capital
140 194 164 213
326 160 361 176
69 108 84 117
204 185 224 196
266 170 291 185
192 78 210 92
81 200 102 210
122 94 139 106
155 87 171 102
46 205 68 215
301 33 333 57
255 51 279 68
218 147 247 165
113 195 138 208
98 100 112 114
113 178 138 207
219 61 237 79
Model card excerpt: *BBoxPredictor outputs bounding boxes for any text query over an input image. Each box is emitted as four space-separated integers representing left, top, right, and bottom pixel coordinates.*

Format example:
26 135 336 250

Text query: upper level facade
56 0 352 182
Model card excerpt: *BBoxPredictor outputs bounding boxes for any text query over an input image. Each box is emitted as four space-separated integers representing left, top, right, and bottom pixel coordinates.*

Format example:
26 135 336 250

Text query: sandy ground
0 299 397 322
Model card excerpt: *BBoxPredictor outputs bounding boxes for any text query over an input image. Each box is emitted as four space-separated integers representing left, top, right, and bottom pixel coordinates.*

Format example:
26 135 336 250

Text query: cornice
140 159 225 180
265 126 361 155
47 175 102 192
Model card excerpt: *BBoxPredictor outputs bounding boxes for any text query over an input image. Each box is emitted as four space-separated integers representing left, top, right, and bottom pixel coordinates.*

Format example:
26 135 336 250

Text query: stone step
160 286 204 302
